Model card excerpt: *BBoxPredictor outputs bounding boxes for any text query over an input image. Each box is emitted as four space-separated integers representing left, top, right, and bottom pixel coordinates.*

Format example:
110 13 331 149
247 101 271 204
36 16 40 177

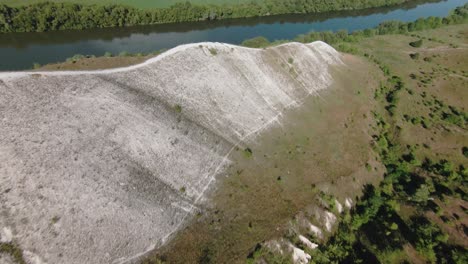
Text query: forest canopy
0 0 415 33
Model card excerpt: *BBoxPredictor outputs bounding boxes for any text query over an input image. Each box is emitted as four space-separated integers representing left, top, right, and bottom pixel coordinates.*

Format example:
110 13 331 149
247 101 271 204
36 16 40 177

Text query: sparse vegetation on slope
0 242 25 264
144 49 383 264
240 10 468 264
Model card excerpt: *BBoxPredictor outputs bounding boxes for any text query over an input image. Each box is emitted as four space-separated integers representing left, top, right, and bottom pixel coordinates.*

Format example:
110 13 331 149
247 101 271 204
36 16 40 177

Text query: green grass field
0 0 256 9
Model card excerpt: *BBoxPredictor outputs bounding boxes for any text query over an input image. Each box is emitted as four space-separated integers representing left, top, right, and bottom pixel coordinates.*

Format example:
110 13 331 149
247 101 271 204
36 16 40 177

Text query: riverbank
28 3 467 72
0 0 424 33
1 0 464 71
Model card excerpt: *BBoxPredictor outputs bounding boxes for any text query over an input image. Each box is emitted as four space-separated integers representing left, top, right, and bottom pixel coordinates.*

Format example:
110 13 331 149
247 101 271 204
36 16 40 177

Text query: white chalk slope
0 41 341 264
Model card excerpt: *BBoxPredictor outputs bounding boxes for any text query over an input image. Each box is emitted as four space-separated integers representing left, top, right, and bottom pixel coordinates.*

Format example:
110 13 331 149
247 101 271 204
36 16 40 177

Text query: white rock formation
0 227 12 243
345 197 353 209
0 41 341 264
289 243 312 264
308 223 323 239
335 199 343 213
324 211 338 232
298 235 318 250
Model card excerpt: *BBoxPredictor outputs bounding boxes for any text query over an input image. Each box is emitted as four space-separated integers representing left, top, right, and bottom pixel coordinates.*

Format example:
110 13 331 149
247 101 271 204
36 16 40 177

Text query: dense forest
0 0 415 33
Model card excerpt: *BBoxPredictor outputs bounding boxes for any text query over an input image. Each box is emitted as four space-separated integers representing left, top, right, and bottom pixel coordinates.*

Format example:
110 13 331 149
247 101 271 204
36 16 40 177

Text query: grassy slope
0 0 254 9
143 48 384 263
346 25 468 262
142 24 467 264
352 25 467 166
36 54 154 71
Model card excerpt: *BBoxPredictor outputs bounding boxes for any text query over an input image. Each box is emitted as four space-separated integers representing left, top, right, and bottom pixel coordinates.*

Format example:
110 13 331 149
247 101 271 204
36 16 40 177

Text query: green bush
118 51 130 57
66 54 85 63
243 147 253 158
0 243 26 264
409 39 423 48
174 104 182 113
461 147 468 158
410 53 420 59
423 57 433 62
241 36 270 48
209 48 218 55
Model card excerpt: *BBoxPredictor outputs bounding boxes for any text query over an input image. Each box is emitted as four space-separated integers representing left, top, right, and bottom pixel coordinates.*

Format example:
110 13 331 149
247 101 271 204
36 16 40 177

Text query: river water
0 0 465 70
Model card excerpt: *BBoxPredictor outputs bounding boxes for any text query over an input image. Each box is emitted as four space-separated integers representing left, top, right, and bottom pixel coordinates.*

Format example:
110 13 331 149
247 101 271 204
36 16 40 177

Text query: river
0 0 465 70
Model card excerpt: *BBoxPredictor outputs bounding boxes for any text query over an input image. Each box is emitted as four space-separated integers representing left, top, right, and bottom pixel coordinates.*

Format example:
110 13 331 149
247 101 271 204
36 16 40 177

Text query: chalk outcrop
0 41 341 264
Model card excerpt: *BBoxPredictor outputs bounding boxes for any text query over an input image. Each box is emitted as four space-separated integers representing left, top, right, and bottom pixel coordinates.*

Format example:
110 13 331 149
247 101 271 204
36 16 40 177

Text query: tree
413 184 430 205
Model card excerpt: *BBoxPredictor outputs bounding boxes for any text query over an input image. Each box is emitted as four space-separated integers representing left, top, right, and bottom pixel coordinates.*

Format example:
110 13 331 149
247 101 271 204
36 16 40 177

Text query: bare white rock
23 250 45 264
289 243 312 264
0 227 12 243
298 235 318 250
324 211 337 232
0 253 15 264
308 223 323 239
345 198 353 209
335 199 343 213
0 41 341 264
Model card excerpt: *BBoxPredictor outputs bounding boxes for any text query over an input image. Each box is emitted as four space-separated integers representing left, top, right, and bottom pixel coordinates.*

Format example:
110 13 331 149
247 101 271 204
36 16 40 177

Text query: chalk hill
0 41 341 264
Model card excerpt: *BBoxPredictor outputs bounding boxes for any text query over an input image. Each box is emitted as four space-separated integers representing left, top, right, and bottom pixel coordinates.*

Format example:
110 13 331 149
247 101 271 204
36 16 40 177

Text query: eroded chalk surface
0 41 341 264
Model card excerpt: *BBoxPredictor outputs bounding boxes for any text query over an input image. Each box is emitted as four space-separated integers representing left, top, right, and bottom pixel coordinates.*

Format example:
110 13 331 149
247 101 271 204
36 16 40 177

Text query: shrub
241 36 270 48
66 54 85 63
410 53 420 59
209 48 218 55
119 51 130 57
336 43 358 54
104 52 113 57
462 147 468 158
409 39 423 48
243 148 253 158
411 117 421 125
0 243 26 264
386 104 397 116
413 184 430 204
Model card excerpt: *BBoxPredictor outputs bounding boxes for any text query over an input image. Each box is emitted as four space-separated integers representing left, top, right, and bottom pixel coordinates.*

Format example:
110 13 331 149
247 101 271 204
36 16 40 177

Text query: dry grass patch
147 54 384 263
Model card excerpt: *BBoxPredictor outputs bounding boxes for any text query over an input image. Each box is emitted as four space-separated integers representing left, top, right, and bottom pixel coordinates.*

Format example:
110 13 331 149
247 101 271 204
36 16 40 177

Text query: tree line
242 3 468 48
0 0 415 33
